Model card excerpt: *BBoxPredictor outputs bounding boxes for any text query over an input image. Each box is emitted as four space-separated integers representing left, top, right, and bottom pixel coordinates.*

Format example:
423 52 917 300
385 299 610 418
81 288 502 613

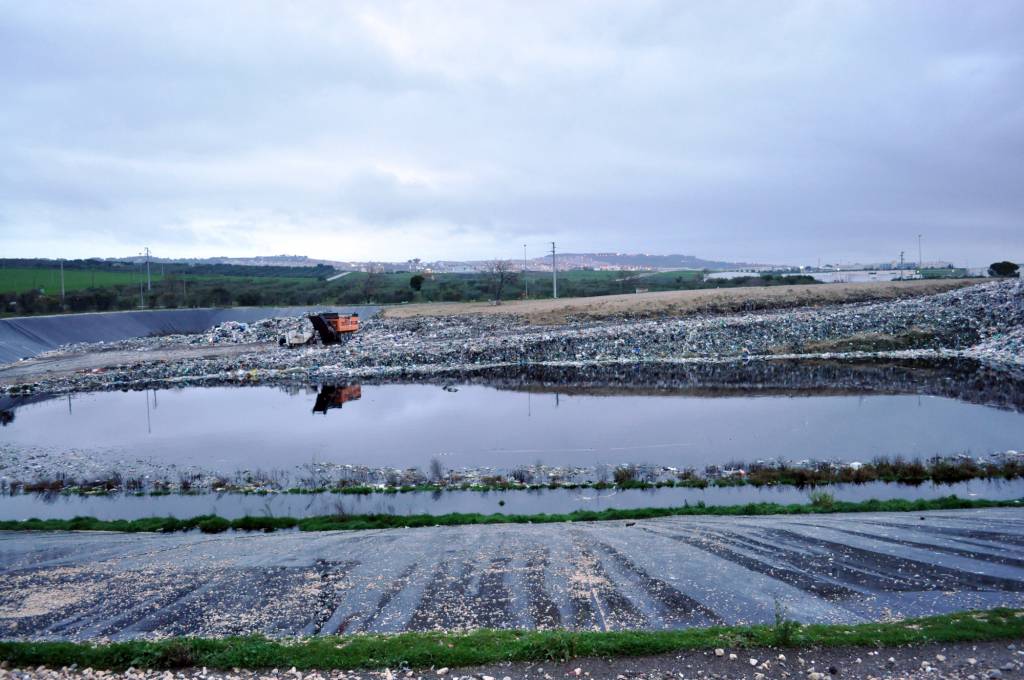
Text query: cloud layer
1 1 1022 265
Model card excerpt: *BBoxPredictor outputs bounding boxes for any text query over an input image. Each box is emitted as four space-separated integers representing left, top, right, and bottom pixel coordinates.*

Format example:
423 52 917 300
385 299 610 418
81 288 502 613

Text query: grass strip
1 608 1021 671
0 495 1020 534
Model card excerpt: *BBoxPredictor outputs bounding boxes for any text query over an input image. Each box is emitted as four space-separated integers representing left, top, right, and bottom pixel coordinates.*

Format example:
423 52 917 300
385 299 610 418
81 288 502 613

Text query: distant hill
40 251 770 273
547 252 757 271
115 254 347 268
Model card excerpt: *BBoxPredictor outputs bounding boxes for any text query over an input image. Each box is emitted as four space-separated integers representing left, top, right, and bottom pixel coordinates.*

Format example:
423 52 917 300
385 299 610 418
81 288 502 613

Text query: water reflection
312 385 362 414
3 367 1024 472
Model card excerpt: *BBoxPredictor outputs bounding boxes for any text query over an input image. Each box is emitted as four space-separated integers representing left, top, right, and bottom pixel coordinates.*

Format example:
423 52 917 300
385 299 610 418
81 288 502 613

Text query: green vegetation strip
0 495 1020 535
19 455 1022 497
1 609 1021 670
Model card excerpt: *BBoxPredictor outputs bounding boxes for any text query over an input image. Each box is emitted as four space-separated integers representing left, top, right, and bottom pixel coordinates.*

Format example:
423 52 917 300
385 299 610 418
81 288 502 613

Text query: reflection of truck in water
313 385 362 414
281 313 360 348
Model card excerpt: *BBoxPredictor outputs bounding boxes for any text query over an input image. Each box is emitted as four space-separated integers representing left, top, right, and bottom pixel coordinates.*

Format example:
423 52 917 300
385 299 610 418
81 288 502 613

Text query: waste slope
0 306 378 364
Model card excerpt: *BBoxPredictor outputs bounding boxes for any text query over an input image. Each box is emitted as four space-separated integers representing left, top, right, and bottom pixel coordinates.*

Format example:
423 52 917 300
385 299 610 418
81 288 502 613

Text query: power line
551 242 557 299
523 244 528 298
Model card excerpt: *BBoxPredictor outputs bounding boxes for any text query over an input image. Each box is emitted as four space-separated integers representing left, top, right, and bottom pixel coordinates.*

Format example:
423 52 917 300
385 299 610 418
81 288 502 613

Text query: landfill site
2 278 1024 678
6 3 1024 674
2 279 1022 394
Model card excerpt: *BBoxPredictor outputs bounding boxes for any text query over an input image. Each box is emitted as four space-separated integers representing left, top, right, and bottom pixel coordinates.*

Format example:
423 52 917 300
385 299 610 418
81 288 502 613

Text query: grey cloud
0 0 1021 263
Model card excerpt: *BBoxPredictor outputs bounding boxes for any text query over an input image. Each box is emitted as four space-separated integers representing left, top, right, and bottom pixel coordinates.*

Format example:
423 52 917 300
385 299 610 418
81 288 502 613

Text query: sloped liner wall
0 306 378 364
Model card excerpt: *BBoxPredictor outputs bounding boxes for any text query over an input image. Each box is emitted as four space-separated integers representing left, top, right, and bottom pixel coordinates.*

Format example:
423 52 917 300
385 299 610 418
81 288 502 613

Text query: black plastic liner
0 306 378 364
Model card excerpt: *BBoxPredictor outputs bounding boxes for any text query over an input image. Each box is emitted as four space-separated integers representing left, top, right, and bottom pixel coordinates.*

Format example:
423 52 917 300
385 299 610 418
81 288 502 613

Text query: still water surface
3 384 1023 471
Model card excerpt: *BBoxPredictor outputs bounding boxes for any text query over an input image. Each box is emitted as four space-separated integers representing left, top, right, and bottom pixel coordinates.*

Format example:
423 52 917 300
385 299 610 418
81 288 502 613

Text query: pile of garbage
41 316 315 357
7 280 1024 396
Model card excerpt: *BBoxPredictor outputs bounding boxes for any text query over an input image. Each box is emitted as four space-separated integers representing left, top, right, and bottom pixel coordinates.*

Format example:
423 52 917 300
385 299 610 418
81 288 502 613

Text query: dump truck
308 312 359 345
279 312 360 348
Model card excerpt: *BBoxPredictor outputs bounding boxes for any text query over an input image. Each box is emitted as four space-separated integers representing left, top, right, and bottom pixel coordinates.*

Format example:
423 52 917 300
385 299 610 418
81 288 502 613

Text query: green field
1 260 818 316
0 267 163 294
920 268 968 278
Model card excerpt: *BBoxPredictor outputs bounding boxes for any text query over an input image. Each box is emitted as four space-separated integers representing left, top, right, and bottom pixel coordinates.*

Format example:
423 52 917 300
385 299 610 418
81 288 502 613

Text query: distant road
0 342 273 384
326 271 352 282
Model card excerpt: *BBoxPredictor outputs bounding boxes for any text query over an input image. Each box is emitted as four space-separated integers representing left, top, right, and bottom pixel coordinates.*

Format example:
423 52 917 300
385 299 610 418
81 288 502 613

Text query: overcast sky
1 1 1022 266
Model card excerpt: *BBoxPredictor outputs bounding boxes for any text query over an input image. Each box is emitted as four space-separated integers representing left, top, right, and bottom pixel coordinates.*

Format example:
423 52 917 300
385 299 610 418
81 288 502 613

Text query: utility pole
59 259 65 303
523 244 529 298
551 242 558 299
917 234 923 270
899 251 905 280
145 247 152 291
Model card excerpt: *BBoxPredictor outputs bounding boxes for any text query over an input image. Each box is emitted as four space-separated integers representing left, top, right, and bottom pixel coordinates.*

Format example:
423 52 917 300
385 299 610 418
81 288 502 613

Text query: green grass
920 268 969 279
0 495 1018 535
0 608 1020 671
2 260 823 316
0 267 340 297
635 269 706 285
0 267 163 295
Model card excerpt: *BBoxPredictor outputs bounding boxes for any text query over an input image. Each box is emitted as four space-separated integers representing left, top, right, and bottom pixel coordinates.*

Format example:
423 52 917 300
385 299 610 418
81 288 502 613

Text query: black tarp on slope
0 306 378 364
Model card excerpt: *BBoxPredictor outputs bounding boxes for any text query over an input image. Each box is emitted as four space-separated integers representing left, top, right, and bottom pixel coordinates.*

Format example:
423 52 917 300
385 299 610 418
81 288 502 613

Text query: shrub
155 641 196 668
196 517 230 533
613 465 639 484
808 490 835 509
773 599 801 645
988 261 1020 277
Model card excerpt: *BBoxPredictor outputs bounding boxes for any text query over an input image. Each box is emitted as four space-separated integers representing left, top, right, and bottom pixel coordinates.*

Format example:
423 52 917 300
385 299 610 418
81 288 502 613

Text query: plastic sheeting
0 306 378 364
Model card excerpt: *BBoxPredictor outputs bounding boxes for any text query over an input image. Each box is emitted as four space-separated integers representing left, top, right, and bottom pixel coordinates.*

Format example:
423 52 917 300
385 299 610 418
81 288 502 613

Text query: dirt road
383 279 981 323
0 343 272 384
